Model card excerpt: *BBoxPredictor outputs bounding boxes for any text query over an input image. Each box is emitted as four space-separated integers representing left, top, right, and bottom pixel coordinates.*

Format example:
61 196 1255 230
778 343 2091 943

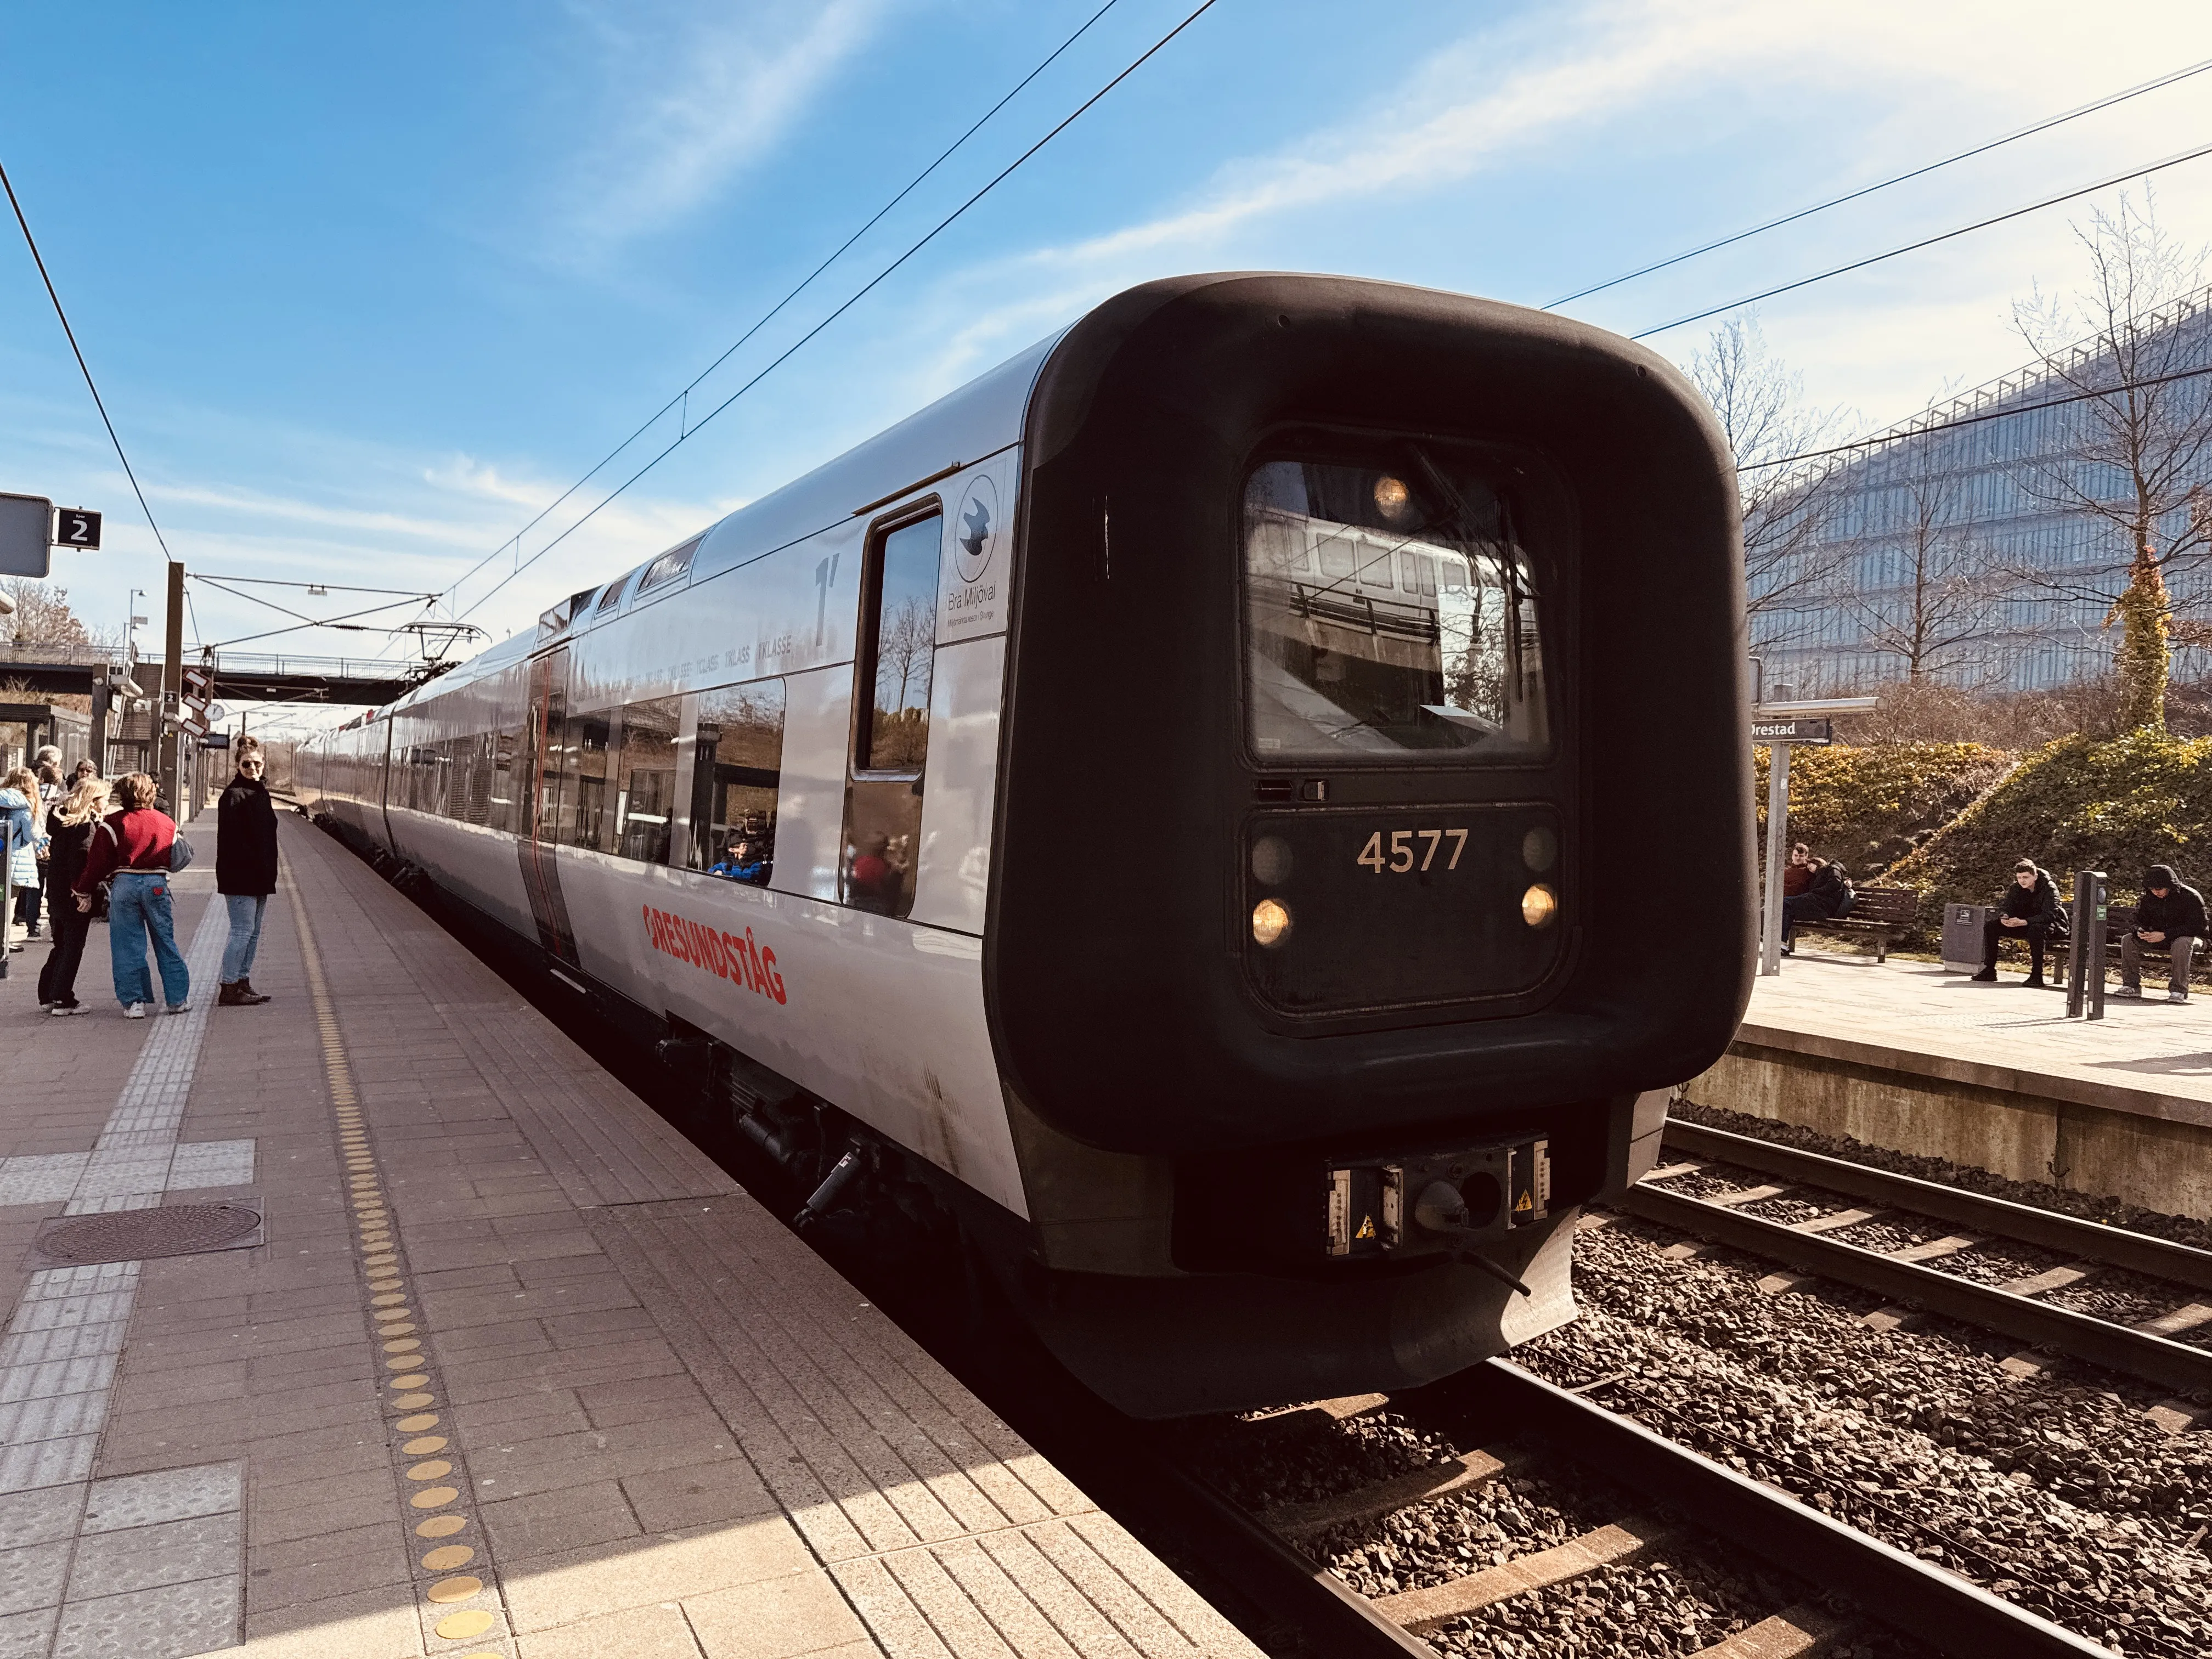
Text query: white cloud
552 0 887 254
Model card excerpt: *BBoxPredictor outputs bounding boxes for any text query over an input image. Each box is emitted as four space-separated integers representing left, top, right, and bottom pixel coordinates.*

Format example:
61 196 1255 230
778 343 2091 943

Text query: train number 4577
1357 828 1468 874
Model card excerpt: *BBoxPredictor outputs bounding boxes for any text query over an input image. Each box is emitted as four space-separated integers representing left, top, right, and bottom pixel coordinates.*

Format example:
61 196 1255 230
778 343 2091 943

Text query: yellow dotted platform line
284 866 512 1658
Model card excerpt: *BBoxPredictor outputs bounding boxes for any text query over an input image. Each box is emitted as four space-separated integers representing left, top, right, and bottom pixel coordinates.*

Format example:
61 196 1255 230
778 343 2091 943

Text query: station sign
1751 716 1832 746
53 508 100 550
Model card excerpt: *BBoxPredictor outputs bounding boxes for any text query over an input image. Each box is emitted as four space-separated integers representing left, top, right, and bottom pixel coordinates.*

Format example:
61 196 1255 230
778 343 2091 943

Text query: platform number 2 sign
53 509 101 550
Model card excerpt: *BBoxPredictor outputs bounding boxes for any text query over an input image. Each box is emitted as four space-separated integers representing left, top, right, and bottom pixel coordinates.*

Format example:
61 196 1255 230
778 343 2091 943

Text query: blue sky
5 0 2212 725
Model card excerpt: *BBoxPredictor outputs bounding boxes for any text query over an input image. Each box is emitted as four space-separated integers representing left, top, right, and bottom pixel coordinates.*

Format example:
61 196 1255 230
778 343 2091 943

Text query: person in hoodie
2117 863 2207 1003
1973 858 2062 987
215 738 278 1006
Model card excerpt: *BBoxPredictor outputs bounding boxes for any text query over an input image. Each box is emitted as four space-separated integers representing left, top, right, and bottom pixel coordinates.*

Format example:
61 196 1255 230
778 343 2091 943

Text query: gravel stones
1531 1216 2212 1652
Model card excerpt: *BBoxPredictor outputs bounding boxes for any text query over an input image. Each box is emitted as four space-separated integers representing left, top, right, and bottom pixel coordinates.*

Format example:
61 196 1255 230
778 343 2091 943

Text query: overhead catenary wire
438 0 1128 613
455 0 1225 624
1549 55 2212 310
1629 137 2212 340
0 158 174 562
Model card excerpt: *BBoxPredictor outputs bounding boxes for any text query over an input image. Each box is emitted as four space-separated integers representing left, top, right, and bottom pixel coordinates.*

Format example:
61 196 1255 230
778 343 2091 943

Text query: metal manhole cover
30 1203 263 1268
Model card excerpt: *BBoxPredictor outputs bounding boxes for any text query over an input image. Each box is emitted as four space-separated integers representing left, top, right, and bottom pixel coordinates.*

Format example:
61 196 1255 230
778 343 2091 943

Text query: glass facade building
1751 290 2212 692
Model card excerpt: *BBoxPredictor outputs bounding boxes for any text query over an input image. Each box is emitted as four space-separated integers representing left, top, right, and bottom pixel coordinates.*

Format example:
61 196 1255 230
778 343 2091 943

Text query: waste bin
1942 903 1990 974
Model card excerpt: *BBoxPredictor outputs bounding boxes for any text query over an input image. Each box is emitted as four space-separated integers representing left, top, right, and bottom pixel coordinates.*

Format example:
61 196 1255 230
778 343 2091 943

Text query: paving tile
83 1460 241 1531
67 1510 241 1598
52 1573 241 1659
0 1538 72 1616
481 1477 642 1562
0 1483 83 1550
0 1604 58 1659
623 1461 781 1534
686 1569 872 1659
0 1436 96 1494
500 1516 815 1632
518 1600 707 1658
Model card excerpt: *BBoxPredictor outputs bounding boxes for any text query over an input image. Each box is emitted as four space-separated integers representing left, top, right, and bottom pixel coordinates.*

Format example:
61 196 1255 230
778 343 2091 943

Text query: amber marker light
1251 898 1291 946
1521 884 1558 928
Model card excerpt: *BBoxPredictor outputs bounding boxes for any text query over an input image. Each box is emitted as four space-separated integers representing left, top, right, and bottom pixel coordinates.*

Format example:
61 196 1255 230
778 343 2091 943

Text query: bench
1786 885 1920 962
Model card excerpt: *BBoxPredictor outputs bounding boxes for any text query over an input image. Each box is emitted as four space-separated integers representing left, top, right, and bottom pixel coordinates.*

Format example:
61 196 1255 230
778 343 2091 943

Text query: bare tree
1838 440 2005 682
0 579 103 650
1686 315 1852 645
2007 193 2212 730
869 596 934 769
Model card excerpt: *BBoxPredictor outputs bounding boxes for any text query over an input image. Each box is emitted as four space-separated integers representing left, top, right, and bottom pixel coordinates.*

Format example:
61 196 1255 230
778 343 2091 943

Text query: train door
518 648 580 964
842 507 943 918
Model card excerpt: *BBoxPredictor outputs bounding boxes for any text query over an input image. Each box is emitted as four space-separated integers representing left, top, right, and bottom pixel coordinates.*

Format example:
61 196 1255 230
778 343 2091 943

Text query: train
303 273 1753 1417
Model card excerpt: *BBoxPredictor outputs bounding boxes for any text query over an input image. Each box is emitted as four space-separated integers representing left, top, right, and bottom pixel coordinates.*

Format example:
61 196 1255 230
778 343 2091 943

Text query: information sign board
0 494 53 579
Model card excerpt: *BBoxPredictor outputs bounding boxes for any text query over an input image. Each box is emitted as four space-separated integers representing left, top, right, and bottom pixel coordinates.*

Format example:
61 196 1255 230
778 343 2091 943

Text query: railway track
1159 1359 2119 1658
1624 1120 2212 1404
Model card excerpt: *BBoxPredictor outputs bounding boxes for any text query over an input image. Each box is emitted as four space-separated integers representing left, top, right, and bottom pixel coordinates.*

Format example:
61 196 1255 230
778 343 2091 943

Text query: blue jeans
109 872 189 1009
221 894 267 983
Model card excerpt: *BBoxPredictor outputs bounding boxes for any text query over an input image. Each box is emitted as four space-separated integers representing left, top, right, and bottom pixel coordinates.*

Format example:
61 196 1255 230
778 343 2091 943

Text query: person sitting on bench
1974 858 2061 988
1780 857 1847 956
2117 863 2205 1003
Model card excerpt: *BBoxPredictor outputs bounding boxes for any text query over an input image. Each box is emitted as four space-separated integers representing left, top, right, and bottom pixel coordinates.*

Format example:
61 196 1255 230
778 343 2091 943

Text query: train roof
371 326 1070 720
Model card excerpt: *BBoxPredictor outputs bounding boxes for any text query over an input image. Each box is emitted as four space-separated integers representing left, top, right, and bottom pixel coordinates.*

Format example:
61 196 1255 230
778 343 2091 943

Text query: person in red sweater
72 771 190 1018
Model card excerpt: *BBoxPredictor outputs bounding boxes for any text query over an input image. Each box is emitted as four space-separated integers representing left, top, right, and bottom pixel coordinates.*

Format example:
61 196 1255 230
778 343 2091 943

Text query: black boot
1971 967 1997 982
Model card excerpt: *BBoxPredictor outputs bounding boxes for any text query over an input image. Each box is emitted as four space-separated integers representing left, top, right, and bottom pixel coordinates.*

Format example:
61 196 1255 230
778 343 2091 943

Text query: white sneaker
164 1002 190 1016
123 1003 146 1020
48 1005 85 1017
2169 990 2190 1004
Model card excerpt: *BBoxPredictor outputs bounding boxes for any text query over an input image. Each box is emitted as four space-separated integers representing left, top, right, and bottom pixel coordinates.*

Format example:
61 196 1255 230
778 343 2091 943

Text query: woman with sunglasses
216 737 279 1006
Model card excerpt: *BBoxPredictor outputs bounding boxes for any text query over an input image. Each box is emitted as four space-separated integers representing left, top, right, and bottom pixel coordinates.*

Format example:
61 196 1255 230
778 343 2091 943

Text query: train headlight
1521 884 1558 928
1373 474 1413 523
1251 898 1291 947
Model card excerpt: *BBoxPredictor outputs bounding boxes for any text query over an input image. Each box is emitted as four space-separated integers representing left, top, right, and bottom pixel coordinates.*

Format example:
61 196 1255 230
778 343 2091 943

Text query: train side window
489 668 527 835
686 680 783 885
637 535 702 596
613 695 680 864
560 707 618 850
843 512 941 917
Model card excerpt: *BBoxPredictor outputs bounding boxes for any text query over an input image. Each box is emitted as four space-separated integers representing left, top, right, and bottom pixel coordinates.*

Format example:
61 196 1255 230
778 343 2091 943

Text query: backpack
1833 879 1856 918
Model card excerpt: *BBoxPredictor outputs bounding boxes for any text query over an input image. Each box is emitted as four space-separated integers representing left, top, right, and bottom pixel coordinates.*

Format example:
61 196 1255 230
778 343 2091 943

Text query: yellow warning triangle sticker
1513 1192 1533 1213
1355 1215 1376 1239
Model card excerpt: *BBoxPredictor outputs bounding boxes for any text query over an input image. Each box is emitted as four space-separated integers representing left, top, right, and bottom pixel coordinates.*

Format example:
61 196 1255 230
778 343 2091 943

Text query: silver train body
305 274 1754 1416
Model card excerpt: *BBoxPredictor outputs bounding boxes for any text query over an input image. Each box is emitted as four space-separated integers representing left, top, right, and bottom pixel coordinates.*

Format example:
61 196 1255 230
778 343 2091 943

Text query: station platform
1688 953 2212 1218
0 815 1260 1659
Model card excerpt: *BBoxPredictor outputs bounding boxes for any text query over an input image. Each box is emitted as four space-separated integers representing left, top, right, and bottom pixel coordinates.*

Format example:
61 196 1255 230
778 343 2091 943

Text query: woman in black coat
38 777 109 1014
216 744 279 1006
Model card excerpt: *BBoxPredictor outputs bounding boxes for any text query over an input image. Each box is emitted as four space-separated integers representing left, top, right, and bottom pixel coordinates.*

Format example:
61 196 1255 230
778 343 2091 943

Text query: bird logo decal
952 475 998 585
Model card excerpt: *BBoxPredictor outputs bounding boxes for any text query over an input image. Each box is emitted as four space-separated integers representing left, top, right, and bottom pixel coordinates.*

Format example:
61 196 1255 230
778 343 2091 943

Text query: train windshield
1243 454 1549 760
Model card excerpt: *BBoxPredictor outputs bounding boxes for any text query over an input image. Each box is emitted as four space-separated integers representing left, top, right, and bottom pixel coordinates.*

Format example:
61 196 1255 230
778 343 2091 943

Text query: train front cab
982 275 1753 1417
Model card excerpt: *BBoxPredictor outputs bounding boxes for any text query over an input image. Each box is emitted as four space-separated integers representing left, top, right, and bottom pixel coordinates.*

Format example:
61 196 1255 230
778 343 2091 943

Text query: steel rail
1148 1459 1441 1658
1620 1182 2212 1393
1664 1119 2212 1291
1462 1361 2115 1658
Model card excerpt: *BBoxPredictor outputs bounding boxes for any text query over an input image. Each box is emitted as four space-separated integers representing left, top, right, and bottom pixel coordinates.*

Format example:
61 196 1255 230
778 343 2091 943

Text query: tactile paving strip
285 863 516 1659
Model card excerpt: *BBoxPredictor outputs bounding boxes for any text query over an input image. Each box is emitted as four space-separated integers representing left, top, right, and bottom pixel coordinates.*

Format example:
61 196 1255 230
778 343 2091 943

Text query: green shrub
1756 742 2013 878
1888 729 2212 914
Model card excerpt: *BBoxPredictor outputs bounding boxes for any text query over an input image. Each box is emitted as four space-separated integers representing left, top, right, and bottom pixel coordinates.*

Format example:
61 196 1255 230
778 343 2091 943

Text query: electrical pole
157 560 183 810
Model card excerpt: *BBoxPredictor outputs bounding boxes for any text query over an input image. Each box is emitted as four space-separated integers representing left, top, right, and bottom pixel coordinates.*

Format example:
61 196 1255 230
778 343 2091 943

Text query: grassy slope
1886 730 2212 916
